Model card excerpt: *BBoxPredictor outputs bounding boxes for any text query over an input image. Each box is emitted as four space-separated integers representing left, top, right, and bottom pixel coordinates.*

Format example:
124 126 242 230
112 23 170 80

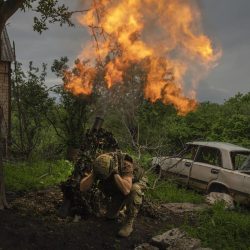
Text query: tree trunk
0 0 26 57
0 106 9 210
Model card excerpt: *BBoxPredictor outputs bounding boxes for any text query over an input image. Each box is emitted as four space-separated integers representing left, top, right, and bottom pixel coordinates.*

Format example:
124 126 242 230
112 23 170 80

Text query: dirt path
0 187 197 250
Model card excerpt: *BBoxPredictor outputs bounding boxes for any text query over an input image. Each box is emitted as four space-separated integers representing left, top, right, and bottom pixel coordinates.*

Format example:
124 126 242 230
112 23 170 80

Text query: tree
47 87 94 160
49 57 95 160
11 62 55 159
0 0 74 57
210 93 250 147
0 0 77 210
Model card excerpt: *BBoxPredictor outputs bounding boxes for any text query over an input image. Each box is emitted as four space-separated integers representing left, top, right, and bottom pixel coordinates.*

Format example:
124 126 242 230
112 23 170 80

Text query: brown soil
0 187 196 250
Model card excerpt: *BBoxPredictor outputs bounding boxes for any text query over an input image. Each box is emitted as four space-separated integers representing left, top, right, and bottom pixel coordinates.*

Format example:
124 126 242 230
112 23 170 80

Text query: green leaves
208 93 250 147
32 0 73 33
49 58 94 148
11 61 55 159
0 0 73 34
105 91 250 160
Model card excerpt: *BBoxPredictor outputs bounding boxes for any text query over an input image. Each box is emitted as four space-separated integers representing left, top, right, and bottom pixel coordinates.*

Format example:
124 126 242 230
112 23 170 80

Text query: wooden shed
0 27 14 157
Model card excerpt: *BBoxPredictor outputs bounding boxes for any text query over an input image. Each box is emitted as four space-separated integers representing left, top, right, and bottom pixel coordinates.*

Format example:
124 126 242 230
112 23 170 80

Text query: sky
6 0 250 104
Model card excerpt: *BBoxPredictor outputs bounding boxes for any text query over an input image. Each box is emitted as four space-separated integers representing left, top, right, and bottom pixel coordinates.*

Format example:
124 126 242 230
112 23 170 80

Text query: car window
179 145 198 160
195 146 222 167
231 151 250 170
241 155 250 170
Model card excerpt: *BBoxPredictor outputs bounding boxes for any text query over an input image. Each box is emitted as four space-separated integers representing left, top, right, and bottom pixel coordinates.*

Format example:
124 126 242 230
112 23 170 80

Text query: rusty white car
152 141 250 205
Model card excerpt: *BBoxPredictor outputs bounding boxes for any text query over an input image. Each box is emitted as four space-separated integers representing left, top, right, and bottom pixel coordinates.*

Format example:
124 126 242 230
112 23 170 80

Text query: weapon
58 117 119 218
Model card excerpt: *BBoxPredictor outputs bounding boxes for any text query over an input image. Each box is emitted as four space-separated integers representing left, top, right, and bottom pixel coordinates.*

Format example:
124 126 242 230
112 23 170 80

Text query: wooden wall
0 61 11 156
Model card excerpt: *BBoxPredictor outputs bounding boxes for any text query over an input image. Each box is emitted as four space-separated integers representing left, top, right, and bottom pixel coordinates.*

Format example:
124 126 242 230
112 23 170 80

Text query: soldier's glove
111 167 119 176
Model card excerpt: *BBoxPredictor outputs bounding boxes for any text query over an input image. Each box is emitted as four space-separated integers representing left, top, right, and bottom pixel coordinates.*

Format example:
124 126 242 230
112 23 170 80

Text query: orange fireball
64 60 96 96
66 0 221 115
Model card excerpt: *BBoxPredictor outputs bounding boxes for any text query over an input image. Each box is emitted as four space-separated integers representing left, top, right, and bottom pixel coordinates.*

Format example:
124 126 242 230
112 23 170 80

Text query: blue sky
7 0 250 103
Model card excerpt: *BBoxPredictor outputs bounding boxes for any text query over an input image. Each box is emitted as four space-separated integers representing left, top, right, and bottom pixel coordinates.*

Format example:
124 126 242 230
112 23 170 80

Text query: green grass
184 203 250 250
4 160 73 191
146 173 204 204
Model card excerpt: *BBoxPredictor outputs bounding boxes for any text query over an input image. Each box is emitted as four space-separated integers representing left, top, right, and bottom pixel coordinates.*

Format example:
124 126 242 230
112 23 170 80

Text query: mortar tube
90 116 104 133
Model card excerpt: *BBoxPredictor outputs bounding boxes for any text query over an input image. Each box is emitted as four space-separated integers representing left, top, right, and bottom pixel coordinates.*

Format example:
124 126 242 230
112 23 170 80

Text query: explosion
65 0 221 115
64 60 95 95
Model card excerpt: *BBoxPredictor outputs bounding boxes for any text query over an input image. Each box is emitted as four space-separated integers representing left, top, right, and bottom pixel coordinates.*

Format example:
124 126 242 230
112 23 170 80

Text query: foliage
50 58 95 149
0 0 73 34
31 0 73 33
11 62 56 159
184 203 250 250
4 160 73 191
114 92 250 154
47 87 93 149
11 59 96 160
209 93 250 148
11 58 250 160
137 100 183 154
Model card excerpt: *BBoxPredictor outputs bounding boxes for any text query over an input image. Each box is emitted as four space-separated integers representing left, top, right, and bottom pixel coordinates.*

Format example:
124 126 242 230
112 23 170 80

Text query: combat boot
118 217 134 237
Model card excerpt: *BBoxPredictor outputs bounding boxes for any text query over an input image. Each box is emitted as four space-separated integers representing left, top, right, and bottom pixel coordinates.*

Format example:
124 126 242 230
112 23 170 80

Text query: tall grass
4 160 73 191
184 203 250 250
146 173 204 204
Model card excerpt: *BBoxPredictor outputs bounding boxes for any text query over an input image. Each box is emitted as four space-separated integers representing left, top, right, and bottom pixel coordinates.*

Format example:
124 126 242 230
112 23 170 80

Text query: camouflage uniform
93 152 148 237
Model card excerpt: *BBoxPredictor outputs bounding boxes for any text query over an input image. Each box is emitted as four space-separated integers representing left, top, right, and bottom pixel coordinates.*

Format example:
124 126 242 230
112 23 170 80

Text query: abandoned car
152 141 250 205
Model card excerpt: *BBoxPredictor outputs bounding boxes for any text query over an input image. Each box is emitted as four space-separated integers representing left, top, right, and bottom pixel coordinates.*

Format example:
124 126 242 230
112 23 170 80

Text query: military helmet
93 154 113 180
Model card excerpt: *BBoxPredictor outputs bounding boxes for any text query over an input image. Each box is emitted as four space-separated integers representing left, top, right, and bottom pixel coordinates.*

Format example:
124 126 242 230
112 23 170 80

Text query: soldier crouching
79 151 147 237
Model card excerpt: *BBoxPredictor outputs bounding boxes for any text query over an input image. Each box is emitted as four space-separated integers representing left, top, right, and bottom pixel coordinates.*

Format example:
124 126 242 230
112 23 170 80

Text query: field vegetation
2 62 250 249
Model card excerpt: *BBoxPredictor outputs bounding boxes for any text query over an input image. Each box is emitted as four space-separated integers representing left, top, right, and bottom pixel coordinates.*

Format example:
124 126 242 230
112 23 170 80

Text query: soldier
79 151 147 237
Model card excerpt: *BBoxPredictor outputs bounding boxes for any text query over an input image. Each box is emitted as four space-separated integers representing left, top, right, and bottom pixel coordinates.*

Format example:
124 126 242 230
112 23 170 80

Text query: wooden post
0 105 9 209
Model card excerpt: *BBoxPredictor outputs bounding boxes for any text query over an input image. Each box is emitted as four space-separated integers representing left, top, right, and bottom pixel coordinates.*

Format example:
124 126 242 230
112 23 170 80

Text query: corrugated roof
1 27 14 62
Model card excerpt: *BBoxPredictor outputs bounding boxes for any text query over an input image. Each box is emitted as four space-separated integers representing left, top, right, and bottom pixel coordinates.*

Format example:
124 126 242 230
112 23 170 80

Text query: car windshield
231 151 250 170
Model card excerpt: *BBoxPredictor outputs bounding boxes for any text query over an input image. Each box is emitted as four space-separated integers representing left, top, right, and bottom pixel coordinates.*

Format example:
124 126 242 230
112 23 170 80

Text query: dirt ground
0 187 197 250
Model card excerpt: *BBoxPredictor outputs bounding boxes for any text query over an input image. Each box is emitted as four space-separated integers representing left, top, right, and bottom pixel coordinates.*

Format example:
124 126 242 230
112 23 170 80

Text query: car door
243 174 250 204
221 152 250 204
188 146 222 191
240 155 250 200
168 144 199 185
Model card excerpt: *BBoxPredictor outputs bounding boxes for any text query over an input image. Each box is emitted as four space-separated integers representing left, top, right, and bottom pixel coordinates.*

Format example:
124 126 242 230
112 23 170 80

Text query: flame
66 0 221 115
64 60 95 95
